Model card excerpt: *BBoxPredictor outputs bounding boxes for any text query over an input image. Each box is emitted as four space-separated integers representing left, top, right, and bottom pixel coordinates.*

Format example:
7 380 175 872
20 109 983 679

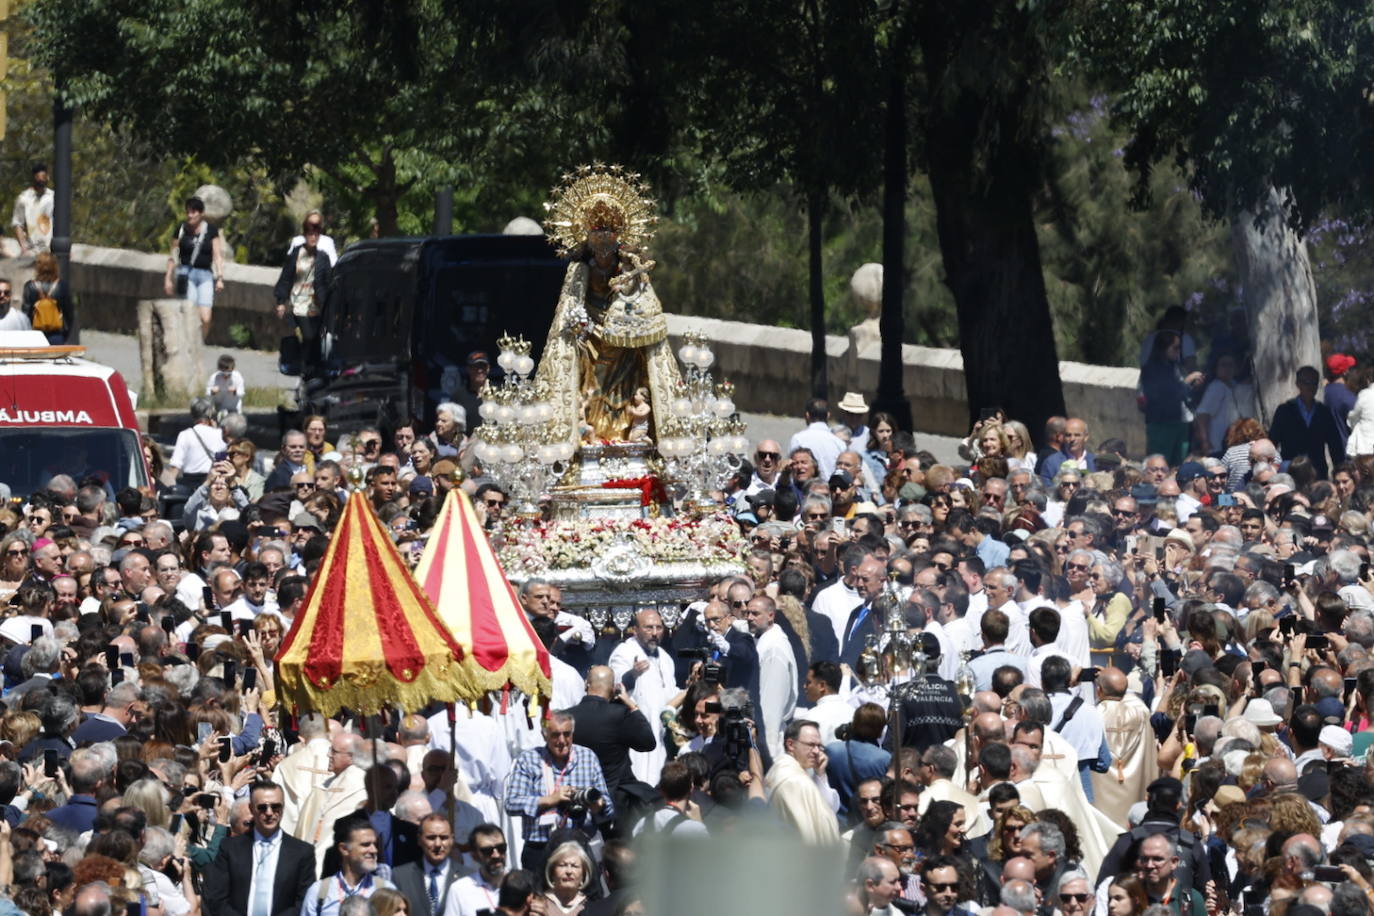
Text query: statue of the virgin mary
536 164 682 445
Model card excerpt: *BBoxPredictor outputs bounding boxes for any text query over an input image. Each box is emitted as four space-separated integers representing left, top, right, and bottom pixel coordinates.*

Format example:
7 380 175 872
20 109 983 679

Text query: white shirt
996 599 1032 656
169 424 226 475
1049 690 1104 762
755 625 799 759
549 655 585 711
225 594 282 622
1176 491 1203 523
206 369 246 415
1046 598 1092 670
444 873 499 916
788 421 846 479
0 307 30 331
795 694 854 746
812 577 861 647
288 233 339 266
12 186 53 251
246 828 282 916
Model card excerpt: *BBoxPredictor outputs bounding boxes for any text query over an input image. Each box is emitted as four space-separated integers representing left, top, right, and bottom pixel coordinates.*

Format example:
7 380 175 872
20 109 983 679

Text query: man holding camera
504 712 613 873
566 666 657 826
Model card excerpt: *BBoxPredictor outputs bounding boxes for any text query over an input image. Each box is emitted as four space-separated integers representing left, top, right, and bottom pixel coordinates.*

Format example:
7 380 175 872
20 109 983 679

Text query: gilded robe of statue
535 258 682 444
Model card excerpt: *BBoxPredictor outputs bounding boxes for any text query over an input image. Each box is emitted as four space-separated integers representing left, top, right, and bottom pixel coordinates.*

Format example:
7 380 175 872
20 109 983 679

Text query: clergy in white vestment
765 720 842 845
915 745 992 839
1089 668 1159 829
292 731 370 874
1012 719 1120 877
272 712 333 836
608 608 679 784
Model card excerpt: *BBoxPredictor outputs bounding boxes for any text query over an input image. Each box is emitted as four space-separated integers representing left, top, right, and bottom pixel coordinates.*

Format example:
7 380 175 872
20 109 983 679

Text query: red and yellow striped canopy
415 488 551 701
275 490 475 716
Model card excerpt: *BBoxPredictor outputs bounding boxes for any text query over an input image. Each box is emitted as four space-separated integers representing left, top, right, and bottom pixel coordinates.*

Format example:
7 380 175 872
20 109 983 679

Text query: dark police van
283 234 566 436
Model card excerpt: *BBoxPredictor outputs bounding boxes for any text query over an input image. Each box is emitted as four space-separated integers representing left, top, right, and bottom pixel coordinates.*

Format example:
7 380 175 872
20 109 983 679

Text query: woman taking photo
226 440 265 501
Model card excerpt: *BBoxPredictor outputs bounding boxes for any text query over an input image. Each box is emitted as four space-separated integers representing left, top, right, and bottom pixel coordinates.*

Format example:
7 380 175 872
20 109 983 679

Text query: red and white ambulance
0 331 150 494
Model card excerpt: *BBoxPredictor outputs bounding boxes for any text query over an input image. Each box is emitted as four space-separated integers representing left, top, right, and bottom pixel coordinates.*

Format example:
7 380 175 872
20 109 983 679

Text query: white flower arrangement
497 513 744 573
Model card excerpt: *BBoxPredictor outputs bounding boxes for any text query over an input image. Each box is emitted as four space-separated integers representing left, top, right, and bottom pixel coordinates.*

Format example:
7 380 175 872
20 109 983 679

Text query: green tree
1068 0 1374 418
659 0 882 398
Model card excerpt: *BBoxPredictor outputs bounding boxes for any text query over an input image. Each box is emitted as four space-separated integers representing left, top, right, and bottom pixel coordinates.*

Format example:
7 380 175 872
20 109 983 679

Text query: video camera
676 647 723 685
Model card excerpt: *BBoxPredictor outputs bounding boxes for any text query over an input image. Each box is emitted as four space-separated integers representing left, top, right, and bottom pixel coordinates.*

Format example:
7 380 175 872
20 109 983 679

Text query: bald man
608 614 680 783
1090 666 1159 827
566 666 656 809
951 710 1008 792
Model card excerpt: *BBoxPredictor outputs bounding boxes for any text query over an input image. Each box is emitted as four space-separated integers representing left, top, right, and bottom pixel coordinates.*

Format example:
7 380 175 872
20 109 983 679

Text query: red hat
1327 353 1357 377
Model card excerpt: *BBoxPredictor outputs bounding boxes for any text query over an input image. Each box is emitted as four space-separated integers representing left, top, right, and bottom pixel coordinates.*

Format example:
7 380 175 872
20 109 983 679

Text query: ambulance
0 331 150 495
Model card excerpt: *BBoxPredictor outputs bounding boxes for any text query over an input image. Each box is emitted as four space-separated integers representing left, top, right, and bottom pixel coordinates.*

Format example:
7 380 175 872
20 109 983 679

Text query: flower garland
497 513 744 573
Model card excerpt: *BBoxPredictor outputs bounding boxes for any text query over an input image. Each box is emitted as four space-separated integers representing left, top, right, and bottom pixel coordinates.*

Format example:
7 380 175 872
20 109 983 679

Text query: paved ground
80 330 963 463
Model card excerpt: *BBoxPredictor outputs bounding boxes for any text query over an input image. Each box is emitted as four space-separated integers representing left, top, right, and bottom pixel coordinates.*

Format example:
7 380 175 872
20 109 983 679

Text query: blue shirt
300 873 393 916
975 535 1010 570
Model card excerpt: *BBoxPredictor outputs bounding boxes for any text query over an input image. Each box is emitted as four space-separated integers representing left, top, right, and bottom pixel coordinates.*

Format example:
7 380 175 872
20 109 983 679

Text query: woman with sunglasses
0 533 30 604
224 441 265 501
1085 559 1131 668
1043 471 1080 528
274 213 334 371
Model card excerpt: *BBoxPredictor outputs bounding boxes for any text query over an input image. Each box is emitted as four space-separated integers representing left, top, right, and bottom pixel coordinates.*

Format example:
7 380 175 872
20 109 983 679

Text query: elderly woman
430 402 466 458
182 473 249 531
542 840 595 916
137 825 197 916
1085 558 1131 667
1044 470 1082 528
226 440 265 501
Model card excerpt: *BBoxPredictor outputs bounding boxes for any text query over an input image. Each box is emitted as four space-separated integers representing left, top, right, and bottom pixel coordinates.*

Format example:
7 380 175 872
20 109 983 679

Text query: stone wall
59 243 1146 454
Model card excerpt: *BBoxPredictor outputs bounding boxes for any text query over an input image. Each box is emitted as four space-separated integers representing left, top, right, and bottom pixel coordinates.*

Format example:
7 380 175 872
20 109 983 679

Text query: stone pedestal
137 297 204 402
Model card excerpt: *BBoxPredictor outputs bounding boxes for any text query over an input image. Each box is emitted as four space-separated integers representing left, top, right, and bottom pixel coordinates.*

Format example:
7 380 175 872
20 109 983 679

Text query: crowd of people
1 322 1374 916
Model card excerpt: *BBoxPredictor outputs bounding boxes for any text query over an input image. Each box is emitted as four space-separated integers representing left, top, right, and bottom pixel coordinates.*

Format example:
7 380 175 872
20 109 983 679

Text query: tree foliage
1070 0 1374 230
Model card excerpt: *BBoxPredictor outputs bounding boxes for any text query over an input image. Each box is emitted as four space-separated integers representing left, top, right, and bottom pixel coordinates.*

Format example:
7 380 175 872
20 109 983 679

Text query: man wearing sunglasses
920 854 974 916
447 824 510 916
745 439 785 496
203 779 316 916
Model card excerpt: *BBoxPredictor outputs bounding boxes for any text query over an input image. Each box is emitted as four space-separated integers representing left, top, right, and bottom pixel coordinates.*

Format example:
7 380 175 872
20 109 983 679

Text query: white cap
1319 724 1353 757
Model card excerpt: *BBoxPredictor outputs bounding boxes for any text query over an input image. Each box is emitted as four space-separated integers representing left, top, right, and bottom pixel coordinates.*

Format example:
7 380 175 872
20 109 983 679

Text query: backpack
31 282 60 333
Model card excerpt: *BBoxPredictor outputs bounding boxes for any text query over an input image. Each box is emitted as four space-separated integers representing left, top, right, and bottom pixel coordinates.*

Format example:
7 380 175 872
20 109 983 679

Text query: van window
0 428 148 495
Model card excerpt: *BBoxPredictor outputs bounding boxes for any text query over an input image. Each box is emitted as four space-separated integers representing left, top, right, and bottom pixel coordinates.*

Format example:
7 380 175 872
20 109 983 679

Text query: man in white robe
292 731 370 874
272 712 333 836
608 608 679 784
1089 667 1159 829
765 720 841 845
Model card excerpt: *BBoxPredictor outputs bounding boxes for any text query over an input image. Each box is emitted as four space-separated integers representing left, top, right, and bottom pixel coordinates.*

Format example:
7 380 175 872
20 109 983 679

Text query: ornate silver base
500 441 744 615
